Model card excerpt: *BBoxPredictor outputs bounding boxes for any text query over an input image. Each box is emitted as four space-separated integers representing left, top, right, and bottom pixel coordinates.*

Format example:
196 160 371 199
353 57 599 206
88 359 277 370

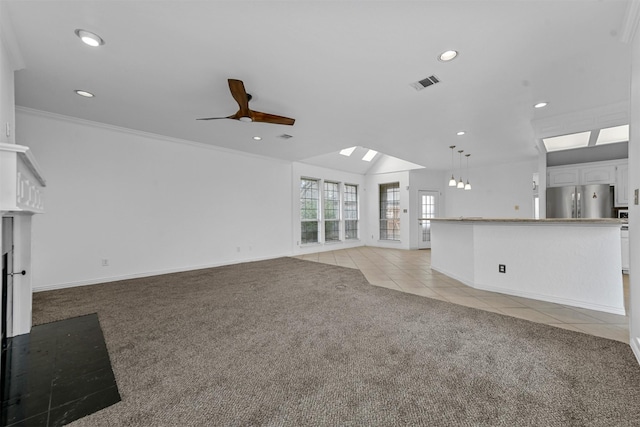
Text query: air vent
410 75 440 91
278 134 293 139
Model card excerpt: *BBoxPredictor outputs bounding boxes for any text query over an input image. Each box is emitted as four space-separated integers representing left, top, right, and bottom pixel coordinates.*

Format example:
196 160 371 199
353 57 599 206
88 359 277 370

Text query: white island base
430 219 626 315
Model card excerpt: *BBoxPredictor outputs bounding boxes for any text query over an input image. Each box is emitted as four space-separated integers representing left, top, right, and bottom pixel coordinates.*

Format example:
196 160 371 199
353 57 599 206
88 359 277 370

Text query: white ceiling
3 0 633 171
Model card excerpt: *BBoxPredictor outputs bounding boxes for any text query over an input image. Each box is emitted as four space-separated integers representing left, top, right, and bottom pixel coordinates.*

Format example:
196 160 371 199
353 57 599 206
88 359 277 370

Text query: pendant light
457 150 465 189
464 154 472 190
448 146 457 186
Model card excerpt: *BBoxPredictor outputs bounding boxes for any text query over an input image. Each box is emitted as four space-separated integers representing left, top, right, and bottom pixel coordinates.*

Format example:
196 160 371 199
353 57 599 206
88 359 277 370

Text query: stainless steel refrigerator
546 184 613 218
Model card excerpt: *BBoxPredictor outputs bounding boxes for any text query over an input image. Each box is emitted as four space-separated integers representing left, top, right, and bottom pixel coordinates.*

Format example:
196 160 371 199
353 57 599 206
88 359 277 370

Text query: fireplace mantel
0 142 46 214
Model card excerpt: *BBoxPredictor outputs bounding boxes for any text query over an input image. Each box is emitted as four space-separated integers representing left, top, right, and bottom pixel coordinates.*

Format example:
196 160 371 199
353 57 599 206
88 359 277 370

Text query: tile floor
0 314 120 426
295 247 630 344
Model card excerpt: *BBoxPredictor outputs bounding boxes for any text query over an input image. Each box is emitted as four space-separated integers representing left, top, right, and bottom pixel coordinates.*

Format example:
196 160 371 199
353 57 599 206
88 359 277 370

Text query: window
344 184 358 240
324 181 340 242
380 182 400 240
300 178 319 244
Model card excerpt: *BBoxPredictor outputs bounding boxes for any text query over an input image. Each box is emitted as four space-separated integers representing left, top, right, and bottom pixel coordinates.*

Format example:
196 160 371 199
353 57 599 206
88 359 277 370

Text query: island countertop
428 217 626 225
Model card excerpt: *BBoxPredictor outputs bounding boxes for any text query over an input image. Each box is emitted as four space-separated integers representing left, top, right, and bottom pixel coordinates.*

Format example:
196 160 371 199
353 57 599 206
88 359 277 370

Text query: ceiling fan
197 79 295 126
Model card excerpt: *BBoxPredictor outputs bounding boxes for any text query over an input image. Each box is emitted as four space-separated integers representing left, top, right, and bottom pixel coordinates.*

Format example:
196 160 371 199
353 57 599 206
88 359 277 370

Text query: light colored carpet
33 257 640 426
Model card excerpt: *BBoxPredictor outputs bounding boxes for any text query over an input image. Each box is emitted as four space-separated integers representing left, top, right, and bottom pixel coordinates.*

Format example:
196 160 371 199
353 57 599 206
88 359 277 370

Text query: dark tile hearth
1 314 120 426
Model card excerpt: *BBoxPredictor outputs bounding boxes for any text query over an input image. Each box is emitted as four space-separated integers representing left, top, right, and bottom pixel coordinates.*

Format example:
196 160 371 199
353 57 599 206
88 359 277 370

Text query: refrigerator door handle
576 190 581 218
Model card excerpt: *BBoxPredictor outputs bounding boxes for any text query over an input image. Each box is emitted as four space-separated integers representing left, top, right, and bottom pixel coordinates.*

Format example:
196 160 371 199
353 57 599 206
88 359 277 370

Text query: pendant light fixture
457 150 465 189
464 154 472 190
448 146 457 186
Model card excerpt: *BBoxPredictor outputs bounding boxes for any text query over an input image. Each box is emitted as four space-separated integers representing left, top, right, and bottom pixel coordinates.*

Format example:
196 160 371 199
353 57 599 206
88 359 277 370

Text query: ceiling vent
278 134 293 139
410 75 440 91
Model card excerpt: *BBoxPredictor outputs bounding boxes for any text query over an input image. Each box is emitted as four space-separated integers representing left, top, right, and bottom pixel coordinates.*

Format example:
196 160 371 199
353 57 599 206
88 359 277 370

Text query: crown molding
15 107 292 165
531 101 629 140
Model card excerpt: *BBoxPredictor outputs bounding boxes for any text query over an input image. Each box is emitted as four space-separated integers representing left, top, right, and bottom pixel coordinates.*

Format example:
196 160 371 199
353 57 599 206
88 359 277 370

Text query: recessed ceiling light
457 131 466 136
74 29 104 47
75 90 94 98
438 50 458 62
534 102 548 109
340 146 357 156
362 149 378 162
253 136 262 141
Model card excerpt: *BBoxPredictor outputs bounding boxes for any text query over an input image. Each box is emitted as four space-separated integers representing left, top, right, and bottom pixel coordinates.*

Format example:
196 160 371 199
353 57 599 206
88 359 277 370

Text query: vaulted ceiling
3 0 633 171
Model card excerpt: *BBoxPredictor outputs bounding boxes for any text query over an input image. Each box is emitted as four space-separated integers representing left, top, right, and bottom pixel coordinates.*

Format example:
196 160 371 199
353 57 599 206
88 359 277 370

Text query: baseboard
33 253 292 292
475 283 626 315
632 337 640 365
430 266 626 315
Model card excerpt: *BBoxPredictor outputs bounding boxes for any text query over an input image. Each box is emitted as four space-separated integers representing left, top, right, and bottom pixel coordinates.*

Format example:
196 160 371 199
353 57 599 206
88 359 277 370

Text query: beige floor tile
445 296 493 309
369 280 402 291
476 296 527 308
499 307 563 324
393 279 427 289
536 308 605 324
571 308 628 324
403 287 441 298
570 324 629 343
296 247 629 342
547 323 587 334
432 287 472 298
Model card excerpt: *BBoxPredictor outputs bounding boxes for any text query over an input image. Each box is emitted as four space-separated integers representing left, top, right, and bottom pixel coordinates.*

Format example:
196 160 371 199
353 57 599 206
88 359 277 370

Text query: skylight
543 131 591 152
596 124 629 145
362 150 378 162
339 146 357 157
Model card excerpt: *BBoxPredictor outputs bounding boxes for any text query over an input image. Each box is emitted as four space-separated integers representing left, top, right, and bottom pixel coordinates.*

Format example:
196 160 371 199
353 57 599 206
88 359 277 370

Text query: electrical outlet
498 264 506 273
635 189 639 205
101 259 109 267
236 246 241 252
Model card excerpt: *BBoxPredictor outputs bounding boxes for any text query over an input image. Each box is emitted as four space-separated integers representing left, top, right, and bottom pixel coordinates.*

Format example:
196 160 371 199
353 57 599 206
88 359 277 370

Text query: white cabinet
548 166 579 187
615 161 628 207
548 160 626 191
580 164 616 185
621 228 629 273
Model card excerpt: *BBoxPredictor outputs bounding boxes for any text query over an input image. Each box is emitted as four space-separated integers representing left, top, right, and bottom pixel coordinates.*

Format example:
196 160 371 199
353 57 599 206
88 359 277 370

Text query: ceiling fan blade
250 110 296 126
196 116 231 120
228 79 251 117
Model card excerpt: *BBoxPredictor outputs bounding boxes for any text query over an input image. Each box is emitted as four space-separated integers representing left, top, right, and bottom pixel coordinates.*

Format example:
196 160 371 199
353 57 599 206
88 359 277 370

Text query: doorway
418 190 438 249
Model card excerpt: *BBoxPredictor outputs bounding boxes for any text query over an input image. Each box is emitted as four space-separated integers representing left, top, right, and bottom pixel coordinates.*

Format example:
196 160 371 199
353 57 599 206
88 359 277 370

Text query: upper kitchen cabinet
615 160 629 206
548 166 579 187
547 160 620 187
580 163 616 185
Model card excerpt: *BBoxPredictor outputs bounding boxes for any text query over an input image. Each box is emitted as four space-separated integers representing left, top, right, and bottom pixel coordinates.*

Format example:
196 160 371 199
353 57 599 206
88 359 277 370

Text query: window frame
300 177 320 245
323 180 341 243
344 183 359 240
379 182 400 241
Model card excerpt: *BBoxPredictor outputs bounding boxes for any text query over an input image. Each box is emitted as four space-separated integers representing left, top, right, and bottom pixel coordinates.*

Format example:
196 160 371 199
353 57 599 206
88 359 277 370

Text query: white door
418 190 438 249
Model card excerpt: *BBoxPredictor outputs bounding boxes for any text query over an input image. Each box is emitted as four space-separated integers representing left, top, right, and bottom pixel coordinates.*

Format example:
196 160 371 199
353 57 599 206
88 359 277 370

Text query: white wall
629 23 640 361
17 109 293 291
364 171 411 249
292 162 366 254
445 159 537 218
0 16 15 145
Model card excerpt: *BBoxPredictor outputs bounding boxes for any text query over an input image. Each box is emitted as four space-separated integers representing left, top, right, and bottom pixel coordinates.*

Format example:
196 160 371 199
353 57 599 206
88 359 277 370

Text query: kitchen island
430 218 626 315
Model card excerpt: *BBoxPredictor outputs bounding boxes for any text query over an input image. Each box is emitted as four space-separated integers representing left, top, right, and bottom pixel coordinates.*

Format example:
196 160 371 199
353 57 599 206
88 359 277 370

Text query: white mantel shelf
430 218 625 315
0 142 46 214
